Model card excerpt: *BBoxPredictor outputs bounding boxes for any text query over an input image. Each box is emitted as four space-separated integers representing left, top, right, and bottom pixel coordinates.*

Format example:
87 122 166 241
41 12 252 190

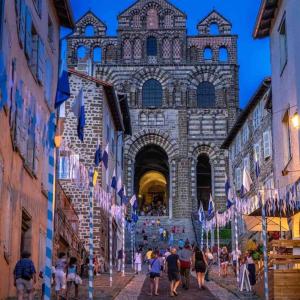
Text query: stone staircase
125 216 196 262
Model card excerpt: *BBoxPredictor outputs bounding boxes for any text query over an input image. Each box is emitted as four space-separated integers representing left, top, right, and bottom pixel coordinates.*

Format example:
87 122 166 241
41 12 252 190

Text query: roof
197 9 231 27
118 94 132 135
68 69 125 132
221 77 271 149
75 10 107 29
53 0 75 28
253 0 279 38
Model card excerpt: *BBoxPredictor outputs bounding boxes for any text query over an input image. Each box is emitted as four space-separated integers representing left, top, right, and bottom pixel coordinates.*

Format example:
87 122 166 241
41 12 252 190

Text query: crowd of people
13 250 83 300
140 202 168 216
132 238 260 297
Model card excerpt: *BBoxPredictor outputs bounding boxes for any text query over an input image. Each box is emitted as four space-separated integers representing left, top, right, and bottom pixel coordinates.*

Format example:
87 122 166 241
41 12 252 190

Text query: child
66 257 79 300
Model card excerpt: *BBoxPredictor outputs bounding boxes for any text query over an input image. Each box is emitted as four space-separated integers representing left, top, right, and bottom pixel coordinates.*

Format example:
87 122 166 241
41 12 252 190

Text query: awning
243 215 290 232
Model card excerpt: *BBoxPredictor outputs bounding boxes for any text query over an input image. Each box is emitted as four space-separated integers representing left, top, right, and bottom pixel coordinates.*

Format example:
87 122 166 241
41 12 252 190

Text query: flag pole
261 190 269 300
44 113 56 300
234 195 240 287
131 221 134 270
216 211 221 277
122 203 125 277
109 202 113 287
88 168 94 300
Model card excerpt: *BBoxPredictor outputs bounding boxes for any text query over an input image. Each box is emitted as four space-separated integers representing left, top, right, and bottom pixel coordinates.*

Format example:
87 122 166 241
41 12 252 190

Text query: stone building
254 0 300 239
0 0 73 298
58 69 131 262
66 0 239 241
221 77 273 215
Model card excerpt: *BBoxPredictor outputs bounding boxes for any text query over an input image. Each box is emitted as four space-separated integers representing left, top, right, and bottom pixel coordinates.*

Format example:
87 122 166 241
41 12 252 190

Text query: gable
72 11 107 36
197 10 232 35
118 0 186 18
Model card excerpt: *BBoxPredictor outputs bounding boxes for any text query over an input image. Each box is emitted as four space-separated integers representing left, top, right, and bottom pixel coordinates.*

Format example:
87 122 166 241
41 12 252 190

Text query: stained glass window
142 79 162 107
147 36 157 56
162 39 171 59
173 38 181 60
123 39 132 59
197 82 215 108
133 39 142 59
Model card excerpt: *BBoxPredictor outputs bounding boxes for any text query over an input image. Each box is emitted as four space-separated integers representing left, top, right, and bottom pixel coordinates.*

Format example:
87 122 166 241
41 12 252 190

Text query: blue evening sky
67 0 271 108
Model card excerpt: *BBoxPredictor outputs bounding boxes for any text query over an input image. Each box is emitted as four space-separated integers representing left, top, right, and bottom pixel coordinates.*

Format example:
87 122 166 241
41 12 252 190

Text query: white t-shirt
135 253 142 264
231 250 241 261
159 227 164 235
164 251 171 258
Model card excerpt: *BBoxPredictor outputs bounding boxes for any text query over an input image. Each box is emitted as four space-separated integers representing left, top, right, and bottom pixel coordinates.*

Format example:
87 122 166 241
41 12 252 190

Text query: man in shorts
55 252 67 299
166 247 181 297
14 251 37 300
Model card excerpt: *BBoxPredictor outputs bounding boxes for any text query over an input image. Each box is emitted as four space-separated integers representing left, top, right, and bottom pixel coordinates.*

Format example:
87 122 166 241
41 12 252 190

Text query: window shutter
45 58 52 106
37 38 44 83
19 0 26 47
263 131 271 159
25 7 32 58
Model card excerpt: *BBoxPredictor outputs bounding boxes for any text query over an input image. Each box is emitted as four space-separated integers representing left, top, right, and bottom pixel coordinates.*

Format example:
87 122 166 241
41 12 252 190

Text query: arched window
209 22 219 35
142 79 163 107
93 47 102 62
147 36 157 56
203 47 213 60
133 39 142 59
197 82 216 108
123 39 132 59
147 9 158 29
77 46 87 59
197 154 212 210
162 38 171 59
173 38 181 60
219 46 228 62
132 14 141 28
164 14 173 28
85 25 94 36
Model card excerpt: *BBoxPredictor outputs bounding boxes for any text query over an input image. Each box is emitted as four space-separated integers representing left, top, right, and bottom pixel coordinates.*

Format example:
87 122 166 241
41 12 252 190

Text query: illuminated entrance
134 145 169 216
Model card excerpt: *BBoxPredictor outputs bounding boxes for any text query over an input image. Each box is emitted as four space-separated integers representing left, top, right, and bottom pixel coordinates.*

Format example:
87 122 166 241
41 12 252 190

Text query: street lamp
291 112 300 129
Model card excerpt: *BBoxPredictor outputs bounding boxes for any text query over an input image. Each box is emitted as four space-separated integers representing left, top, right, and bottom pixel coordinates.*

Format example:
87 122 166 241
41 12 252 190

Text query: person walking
246 251 256 287
55 252 68 300
117 249 123 272
66 257 79 300
192 246 208 290
148 250 161 296
205 248 214 281
166 247 181 297
134 249 142 274
220 246 230 277
14 251 37 300
178 241 193 290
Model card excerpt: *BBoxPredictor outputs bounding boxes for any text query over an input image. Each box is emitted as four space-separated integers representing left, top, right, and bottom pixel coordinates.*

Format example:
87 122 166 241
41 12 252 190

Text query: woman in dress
220 246 230 277
192 246 208 290
134 249 142 274
148 251 161 296
66 257 79 300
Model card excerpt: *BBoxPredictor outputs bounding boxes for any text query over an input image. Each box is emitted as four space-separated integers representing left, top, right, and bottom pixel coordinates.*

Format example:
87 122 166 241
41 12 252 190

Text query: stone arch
131 67 172 90
124 129 179 161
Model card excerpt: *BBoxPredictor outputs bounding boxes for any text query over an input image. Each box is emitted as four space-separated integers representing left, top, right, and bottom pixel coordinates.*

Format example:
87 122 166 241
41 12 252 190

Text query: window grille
197 82 215 108
142 79 162 107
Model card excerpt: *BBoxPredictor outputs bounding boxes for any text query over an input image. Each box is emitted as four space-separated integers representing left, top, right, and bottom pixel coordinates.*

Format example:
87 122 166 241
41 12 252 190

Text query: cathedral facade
67 0 239 222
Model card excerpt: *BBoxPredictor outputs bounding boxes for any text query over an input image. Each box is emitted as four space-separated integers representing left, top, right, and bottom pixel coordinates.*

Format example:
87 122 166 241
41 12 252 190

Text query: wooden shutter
37 37 44 83
25 7 32 58
19 0 26 47
45 58 52 106
263 131 271 159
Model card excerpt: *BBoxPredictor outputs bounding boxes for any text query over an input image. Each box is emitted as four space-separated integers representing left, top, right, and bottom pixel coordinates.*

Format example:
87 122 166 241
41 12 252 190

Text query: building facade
66 0 239 235
0 0 73 298
58 69 131 262
222 78 273 239
254 0 300 238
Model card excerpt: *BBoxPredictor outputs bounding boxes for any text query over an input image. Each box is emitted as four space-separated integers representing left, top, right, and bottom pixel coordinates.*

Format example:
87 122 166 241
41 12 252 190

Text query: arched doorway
134 145 169 216
197 154 212 210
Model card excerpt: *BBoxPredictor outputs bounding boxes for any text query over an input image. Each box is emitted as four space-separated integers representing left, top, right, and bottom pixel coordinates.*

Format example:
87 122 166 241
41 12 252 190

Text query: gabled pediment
118 0 186 18
197 10 232 35
71 11 107 37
